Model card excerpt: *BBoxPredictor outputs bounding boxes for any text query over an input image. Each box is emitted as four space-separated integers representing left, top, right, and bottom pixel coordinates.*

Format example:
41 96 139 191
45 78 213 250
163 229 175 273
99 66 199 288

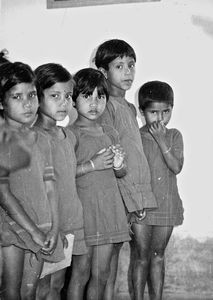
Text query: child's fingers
63 236 69 249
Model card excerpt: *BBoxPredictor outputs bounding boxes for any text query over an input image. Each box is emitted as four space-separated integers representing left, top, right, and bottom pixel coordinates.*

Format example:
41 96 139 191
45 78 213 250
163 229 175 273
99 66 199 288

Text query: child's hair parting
138 80 174 111
72 68 109 103
35 63 75 101
0 62 36 105
94 39 136 70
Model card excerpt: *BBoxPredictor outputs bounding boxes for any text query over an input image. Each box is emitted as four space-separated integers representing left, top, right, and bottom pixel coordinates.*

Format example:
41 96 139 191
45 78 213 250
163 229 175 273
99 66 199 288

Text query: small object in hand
135 209 146 221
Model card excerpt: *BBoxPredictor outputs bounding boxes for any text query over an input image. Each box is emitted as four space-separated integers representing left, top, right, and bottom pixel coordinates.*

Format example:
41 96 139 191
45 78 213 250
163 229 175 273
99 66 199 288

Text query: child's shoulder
167 127 183 139
102 124 120 141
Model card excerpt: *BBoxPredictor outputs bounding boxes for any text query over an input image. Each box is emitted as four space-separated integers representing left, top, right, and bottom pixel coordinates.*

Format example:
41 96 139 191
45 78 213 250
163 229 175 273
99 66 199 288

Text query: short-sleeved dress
99 96 157 212
0 127 64 262
34 126 87 255
139 126 184 226
70 123 131 246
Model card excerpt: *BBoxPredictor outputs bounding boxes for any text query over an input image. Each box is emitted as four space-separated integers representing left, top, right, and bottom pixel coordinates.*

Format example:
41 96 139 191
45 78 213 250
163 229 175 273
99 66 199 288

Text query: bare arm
148 122 183 175
42 179 59 254
76 148 114 177
0 182 46 247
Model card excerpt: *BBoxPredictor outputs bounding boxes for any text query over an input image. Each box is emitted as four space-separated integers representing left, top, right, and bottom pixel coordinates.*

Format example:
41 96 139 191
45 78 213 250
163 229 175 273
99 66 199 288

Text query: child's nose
90 98 98 106
158 113 163 122
61 97 69 106
125 67 131 74
23 99 32 108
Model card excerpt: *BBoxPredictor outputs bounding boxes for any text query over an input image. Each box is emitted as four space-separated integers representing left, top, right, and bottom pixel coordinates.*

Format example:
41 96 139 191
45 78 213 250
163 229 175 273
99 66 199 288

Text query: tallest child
94 39 157 298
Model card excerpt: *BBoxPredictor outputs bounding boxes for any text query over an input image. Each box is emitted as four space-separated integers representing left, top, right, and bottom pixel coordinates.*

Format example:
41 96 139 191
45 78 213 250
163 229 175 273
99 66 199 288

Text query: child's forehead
46 81 74 92
8 82 36 93
147 102 172 110
111 55 135 64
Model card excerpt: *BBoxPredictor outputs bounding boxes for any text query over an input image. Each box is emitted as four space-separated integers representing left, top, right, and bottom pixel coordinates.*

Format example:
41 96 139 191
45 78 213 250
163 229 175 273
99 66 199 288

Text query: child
94 39 157 298
34 62 87 299
68 68 130 300
137 80 184 299
0 61 64 300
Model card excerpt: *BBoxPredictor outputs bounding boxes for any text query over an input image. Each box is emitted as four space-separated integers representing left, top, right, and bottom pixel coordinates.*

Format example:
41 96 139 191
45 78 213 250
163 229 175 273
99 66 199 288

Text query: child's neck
35 114 56 130
109 86 126 98
75 118 102 133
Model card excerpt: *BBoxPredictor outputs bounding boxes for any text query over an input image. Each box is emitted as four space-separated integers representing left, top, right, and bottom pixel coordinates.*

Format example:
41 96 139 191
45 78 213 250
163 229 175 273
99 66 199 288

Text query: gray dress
70 124 131 246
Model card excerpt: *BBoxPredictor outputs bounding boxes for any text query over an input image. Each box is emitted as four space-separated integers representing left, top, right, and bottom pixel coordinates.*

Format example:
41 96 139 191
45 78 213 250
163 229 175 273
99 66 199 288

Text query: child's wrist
113 162 124 170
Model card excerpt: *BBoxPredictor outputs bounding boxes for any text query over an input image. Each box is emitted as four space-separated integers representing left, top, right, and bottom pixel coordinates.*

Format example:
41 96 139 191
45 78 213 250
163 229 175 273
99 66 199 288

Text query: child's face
2 82 38 128
39 80 73 122
141 102 173 127
75 87 106 124
105 56 135 95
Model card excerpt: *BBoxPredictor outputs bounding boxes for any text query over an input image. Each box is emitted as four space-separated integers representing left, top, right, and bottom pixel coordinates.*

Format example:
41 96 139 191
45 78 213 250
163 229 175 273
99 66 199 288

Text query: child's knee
151 250 165 262
50 272 65 292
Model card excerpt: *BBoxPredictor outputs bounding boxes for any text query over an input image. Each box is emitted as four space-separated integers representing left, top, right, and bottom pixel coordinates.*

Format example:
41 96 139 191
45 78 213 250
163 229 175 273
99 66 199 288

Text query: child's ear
99 67 108 79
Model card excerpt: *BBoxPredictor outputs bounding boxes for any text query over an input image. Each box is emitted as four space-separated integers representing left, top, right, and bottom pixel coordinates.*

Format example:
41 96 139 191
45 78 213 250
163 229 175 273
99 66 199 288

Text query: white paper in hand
40 233 74 279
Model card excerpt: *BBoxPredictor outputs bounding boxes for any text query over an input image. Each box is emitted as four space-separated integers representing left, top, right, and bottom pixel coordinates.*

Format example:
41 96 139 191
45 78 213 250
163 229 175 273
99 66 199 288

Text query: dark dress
0 128 64 262
140 126 184 226
70 123 131 246
34 126 87 255
99 95 157 212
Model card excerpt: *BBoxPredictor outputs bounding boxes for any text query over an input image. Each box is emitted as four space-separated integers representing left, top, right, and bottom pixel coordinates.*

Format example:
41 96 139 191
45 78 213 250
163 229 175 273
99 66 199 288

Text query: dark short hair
0 50 10 66
0 62 35 104
35 63 74 101
138 80 174 110
72 68 109 103
94 39 136 70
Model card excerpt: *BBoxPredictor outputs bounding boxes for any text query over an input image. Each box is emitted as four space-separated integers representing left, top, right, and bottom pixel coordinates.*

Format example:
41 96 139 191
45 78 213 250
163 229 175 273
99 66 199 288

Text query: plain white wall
1 0 213 238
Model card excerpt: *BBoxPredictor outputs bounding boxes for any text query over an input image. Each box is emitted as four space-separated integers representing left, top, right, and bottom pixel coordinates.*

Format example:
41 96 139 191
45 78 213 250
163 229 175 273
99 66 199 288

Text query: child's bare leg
147 226 173 300
87 243 114 300
128 239 136 300
67 249 92 300
36 275 51 300
45 268 67 300
1 245 25 300
21 252 43 300
0 244 2 288
130 223 152 300
103 242 123 300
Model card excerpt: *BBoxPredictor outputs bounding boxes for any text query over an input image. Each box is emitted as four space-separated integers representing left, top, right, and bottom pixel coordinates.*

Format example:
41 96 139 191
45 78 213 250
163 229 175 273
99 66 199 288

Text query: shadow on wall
115 235 213 299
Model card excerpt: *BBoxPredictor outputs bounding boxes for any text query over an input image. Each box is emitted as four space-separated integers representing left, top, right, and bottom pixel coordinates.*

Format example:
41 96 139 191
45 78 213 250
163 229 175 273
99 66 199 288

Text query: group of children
0 39 184 300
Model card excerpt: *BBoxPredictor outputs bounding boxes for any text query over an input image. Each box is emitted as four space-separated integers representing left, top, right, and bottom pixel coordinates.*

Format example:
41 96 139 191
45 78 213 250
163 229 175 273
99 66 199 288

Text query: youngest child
136 80 184 299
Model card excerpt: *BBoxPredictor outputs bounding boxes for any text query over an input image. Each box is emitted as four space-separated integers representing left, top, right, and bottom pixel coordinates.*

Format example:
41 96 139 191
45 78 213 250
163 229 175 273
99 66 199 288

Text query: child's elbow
173 163 183 175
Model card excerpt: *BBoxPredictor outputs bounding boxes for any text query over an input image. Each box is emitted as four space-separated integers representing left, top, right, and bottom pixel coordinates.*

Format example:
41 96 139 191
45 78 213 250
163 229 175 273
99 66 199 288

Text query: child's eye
12 94 22 100
98 94 106 100
129 63 135 69
66 93 73 101
29 91 37 98
51 94 59 99
116 65 123 70
83 94 90 100
163 110 170 114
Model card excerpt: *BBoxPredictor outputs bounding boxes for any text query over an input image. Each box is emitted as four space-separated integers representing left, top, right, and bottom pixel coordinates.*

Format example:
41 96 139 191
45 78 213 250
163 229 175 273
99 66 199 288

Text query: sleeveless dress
140 126 184 226
99 96 157 212
34 126 87 255
0 127 64 262
70 124 131 246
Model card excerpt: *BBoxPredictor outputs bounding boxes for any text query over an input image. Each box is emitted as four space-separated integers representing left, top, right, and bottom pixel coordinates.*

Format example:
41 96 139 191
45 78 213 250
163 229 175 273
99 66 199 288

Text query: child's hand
31 228 46 248
91 148 114 170
61 232 68 249
41 230 58 255
148 121 166 142
109 144 125 169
